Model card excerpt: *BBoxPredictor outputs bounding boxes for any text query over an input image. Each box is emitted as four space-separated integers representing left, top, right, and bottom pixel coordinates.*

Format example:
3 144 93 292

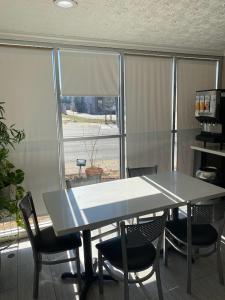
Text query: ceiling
0 0 225 55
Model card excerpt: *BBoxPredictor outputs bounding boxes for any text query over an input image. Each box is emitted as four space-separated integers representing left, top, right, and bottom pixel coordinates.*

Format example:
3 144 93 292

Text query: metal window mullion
63 134 121 143
53 48 65 188
171 57 178 171
119 53 126 179
216 59 223 89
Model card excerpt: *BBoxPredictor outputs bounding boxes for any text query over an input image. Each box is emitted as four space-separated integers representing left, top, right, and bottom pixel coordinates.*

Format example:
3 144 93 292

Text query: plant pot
85 166 103 183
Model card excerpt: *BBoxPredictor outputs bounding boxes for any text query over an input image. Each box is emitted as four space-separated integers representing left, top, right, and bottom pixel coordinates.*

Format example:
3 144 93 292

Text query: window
125 55 173 171
58 49 121 187
61 96 119 138
63 138 120 186
176 59 217 175
57 48 220 186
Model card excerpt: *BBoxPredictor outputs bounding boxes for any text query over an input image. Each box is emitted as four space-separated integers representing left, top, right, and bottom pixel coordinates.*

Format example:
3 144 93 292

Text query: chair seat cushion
166 218 218 246
34 226 81 253
96 235 156 272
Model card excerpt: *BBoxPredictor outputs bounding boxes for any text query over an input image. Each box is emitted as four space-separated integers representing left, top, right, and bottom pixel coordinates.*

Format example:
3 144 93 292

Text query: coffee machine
195 89 225 149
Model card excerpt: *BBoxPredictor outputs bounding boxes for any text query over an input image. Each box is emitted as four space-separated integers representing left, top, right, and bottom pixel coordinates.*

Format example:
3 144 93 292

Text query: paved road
64 138 119 162
63 122 119 138
63 121 120 163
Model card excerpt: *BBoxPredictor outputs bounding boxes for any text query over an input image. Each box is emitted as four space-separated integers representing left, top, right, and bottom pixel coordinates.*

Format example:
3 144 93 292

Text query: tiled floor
1 232 225 300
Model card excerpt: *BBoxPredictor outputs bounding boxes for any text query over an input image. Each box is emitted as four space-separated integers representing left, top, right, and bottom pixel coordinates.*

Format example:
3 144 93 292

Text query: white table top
43 177 179 236
44 172 225 236
145 171 225 204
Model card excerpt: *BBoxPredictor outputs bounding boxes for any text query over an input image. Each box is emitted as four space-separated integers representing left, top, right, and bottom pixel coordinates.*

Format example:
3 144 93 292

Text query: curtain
176 59 217 175
0 46 60 215
59 49 120 96
125 55 173 171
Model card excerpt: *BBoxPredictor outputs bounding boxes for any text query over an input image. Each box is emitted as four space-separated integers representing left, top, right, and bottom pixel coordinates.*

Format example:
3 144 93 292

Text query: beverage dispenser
195 89 225 149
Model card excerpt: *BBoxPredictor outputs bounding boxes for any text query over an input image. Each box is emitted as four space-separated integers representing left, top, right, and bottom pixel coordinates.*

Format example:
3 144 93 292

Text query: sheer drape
0 46 60 215
125 55 173 171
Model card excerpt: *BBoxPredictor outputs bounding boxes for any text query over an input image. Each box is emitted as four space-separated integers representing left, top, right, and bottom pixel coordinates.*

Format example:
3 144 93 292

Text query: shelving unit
191 143 225 188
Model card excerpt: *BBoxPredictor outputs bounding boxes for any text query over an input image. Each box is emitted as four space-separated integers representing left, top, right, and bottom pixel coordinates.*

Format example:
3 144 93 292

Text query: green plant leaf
0 102 25 227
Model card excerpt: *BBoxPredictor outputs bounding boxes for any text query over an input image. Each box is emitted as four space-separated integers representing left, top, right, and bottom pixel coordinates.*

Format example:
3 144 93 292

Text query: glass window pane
64 138 120 187
61 96 119 138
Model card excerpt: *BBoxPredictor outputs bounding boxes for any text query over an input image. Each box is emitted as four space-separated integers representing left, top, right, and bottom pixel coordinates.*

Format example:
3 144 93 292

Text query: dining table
43 171 225 300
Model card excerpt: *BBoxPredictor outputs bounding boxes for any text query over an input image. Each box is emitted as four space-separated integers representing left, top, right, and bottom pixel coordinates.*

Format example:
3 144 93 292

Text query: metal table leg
62 229 116 300
187 202 192 294
172 207 179 221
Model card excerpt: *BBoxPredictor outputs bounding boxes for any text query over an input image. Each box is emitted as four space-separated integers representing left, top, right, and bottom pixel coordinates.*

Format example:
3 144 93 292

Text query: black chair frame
19 192 81 298
163 201 225 294
97 210 168 300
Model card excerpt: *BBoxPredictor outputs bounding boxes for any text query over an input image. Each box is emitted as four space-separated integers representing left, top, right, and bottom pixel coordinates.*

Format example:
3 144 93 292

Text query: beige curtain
125 55 173 171
0 46 60 215
59 49 120 96
176 59 217 175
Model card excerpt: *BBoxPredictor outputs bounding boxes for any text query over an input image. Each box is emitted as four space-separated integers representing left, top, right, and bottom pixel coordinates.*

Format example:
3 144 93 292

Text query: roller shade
125 55 173 171
177 59 217 130
59 50 120 96
176 59 217 175
0 46 60 215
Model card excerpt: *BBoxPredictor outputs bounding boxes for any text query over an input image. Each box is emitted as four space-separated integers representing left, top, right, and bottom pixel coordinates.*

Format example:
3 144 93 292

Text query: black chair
163 202 225 294
127 165 158 178
19 192 82 298
96 210 168 300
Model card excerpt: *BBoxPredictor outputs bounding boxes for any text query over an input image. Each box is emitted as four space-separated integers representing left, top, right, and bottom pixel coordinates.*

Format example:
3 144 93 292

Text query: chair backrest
122 210 168 246
192 203 215 225
65 179 72 189
127 165 158 178
120 210 168 271
19 192 40 249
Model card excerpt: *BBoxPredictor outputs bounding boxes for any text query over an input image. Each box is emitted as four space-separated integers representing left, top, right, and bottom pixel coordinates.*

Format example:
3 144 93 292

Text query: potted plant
0 102 25 227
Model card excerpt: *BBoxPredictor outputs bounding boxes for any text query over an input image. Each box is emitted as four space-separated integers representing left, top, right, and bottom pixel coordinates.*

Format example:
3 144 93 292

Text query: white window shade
59 50 120 96
125 55 173 171
176 59 217 175
0 46 60 215
177 59 217 130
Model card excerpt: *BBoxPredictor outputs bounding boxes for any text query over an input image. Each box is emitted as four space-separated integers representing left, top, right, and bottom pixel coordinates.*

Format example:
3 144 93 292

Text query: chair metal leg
33 261 40 299
163 233 168 267
98 228 103 242
155 263 164 300
217 243 224 285
187 249 192 294
38 254 42 272
98 251 104 295
116 222 120 235
187 202 192 295
75 248 82 294
123 268 129 300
